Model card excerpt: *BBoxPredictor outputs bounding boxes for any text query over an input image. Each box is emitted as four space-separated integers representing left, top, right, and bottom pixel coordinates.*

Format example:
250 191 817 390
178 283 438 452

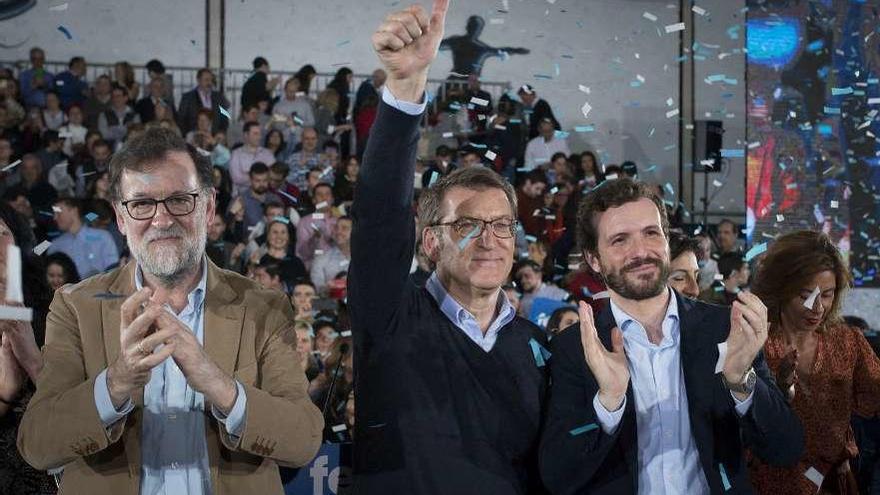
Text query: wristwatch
722 367 757 395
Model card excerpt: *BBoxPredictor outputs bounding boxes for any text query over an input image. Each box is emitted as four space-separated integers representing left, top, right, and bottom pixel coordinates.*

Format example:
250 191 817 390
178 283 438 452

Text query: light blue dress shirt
425 272 516 352
93 258 247 495
593 288 754 495
47 225 120 278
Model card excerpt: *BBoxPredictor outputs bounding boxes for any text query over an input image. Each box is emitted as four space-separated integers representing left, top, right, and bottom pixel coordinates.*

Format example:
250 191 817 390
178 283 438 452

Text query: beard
601 256 669 301
128 214 206 287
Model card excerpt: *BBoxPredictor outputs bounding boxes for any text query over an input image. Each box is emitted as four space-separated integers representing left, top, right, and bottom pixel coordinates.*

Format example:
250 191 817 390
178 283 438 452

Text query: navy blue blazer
539 291 804 494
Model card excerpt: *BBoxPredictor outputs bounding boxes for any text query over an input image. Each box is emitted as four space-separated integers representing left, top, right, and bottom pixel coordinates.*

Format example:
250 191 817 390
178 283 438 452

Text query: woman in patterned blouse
749 230 880 494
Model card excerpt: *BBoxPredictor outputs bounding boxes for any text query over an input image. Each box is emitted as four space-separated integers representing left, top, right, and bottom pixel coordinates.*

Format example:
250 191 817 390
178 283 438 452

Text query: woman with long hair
326 67 354 157
294 64 317 97
248 220 307 288
44 252 80 292
113 61 139 102
748 231 880 494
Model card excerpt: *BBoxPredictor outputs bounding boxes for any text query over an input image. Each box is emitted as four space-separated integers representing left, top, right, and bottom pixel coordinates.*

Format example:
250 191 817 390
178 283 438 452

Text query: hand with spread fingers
578 301 630 412
152 308 237 414
106 287 177 408
723 291 769 395
372 0 450 101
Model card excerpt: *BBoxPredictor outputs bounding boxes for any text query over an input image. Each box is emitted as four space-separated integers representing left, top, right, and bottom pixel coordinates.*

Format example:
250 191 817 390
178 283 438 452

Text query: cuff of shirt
731 390 755 416
593 393 626 435
93 368 134 428
382 86 427 115
211 381 247 439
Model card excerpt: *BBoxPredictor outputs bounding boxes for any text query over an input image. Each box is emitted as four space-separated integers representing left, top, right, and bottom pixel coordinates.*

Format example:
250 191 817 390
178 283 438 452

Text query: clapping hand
723 291 769 397
578 301 629 412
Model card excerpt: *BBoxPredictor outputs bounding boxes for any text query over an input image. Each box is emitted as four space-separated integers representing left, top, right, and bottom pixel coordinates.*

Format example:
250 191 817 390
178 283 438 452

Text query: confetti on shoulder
218 106 231 121
569 423 599 436
744 242 767 262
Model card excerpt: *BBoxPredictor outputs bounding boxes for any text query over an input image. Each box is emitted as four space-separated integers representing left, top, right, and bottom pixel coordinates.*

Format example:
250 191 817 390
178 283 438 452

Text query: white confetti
469 96 489 107
692 5 706 15
578 85 591 94
442 132 454 138
0 306 32 322
830 200 838 209
331 424 347 433
1 159 22 172
666 97 674 106
665 22 686 33
776 214 785 222
666 108 680 118
485 150 497 160
340 330 352 337
48 2 69 11
5 245 22 303
32 240 52 256
804 467 824 488
643 11 658 21
581 101 592 118
715 342 727 374
803 286 820 309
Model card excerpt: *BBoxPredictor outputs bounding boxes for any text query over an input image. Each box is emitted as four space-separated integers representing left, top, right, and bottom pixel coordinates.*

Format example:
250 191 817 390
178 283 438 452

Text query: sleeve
538 330 630 495
736 349 805 466
348 89 423 347
593 393 626 434
851 327 880 418
93 368 134 428
732 390 755 416
217 293 323 466
18 291 128 470
211 381 247 440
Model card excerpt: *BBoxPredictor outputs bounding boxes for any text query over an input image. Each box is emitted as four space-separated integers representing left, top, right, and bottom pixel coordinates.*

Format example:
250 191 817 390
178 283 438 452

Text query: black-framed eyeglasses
431 217 518 239
120 192 200 220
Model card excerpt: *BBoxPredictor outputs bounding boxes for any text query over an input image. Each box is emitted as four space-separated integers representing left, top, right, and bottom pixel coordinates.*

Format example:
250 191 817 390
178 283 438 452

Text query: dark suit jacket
539 291 804 494
527 99 560 140
178 88 231 135
134 96 176 124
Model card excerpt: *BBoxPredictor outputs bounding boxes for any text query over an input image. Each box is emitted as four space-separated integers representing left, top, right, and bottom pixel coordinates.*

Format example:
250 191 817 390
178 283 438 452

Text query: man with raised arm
349 1 549 493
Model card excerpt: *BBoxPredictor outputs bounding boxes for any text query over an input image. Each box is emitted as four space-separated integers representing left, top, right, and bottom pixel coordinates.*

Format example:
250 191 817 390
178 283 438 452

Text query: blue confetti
720 148 744 158
528 338 551 367
84 212 99 223
744 242 768 262
272 215 290 224
57 25 73 40
457 225 480 250
574 125 595 133
428 171 439 186
218 106 231 121
336 39 351 47
719 463 731 491
569 423 599 436
276 189 298 203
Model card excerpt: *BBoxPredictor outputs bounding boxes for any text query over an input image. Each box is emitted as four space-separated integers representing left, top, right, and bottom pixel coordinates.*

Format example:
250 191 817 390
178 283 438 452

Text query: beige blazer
18 260 323 494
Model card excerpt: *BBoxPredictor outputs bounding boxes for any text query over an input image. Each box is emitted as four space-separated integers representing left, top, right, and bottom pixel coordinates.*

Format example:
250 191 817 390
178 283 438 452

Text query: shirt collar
425 271 515 329
134 256 208 312
608 286 679 334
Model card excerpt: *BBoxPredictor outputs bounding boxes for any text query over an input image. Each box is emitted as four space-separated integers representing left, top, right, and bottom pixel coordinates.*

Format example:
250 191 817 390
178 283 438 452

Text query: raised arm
349 0 449 344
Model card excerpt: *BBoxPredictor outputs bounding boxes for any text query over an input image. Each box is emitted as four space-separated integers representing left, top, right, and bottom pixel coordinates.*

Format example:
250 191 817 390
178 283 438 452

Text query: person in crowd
184 108 215 146
308 336 353 442
35 130 65 177
351 3 549 491
0 76 26 132
578 150 603 188
250 218 308 287
264 129 288 162
545 305 578 336
515 259 570 320
75 138 113 197
98 84 140 148
41 92 65 131
273 77 315 132
333 156 359 206
84 74 113 130
134 77 175 124
295 183 337 269
53 56 89 109
59 104 88 157
44 252 80 292
18 107 46 154
85 169 112 202
695 231 719 291
540 178 804 493
291 280 317 322
524 117 570 171
228 122 275 193
112 61 140 102
700 251 750 306
205 213 242 272
516 169 548 237
18 126 323 493
46 197 119 278
748 230 880 494
354 69 387 121
310 215 352 296
230 161 281 232
177 68 230 136
293 321 320 381
517 84 559 140
145 59 174 102
354 93 379 159
285 127 330 191
314 88 353 146
326 67 354 157
667 231 702 299
0 203 55 494
252 257 286 293
18 154 57 221
716 218 742 255
294 64 318 97
241 56 281 109
19 47 54 109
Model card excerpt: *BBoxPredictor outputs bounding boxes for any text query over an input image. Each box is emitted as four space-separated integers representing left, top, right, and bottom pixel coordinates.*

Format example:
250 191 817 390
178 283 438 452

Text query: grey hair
416 166 517 235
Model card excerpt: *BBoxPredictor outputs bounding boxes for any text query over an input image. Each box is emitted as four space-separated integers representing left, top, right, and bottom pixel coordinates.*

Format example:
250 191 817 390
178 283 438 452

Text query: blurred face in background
668 249 701 299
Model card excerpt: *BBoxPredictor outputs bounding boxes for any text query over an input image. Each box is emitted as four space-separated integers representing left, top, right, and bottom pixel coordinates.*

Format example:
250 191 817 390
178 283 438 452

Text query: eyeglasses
120 192 200 220
431 217 518 239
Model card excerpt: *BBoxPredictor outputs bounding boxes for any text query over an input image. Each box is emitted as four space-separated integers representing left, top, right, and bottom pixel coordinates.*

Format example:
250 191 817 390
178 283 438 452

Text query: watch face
745 368 757 391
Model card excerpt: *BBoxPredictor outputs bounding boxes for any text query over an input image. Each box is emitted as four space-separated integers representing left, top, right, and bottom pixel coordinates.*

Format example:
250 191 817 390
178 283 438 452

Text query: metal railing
4 60 512 119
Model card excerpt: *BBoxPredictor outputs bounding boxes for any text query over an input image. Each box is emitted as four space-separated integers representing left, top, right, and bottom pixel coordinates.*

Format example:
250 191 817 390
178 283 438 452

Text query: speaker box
694 120 723 172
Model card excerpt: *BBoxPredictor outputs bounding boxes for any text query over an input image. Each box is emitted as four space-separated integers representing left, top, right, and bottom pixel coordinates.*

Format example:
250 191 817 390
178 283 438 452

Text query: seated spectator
134 77 176 124
226 103 260 148
420 145 456 189
267 161 301 209
112 61 140 102
516 170 548 237
577 150 603 188
515 259 570 320
185 108 215 147
294 320 321 381
97 83 140 148
230 161 281 232
285 127 330 191
53 56 89 109
228 122 275 193
696 231 720 290
291 280 317 322
250 219 307 288
75 138 113 197
700 251 750 306
524 117 569 171
313 319 339 361
313 88 351 145
211 165 233 215
205 213 242 271
177 68 230 136
47 197 119 277
310 215 352 296
237 200 286 259
716 218 743 255
42 92 65 131
545 305 578 336
295 183 338 268
620 160 638 179
59 104 88 157
544 151 574 185
333 156 359 207
457 148 482 169
84 74 112 130
146 58 174 101
2 187 38 243
35 130 65 178
18 47 54 109
18 107 46 154
308 337 353 442
667 231 702 299
273 76 315 132
264 129 288 162
45 251 80 291
252 257 286 293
